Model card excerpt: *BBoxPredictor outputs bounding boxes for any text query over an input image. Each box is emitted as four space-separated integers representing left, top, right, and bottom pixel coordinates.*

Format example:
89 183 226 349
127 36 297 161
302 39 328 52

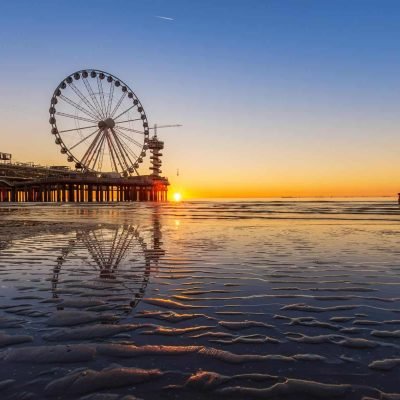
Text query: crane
149 124 182 138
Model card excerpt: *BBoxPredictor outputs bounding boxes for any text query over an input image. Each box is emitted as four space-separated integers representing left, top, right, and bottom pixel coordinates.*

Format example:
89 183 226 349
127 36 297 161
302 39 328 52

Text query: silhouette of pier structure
0 157 169 203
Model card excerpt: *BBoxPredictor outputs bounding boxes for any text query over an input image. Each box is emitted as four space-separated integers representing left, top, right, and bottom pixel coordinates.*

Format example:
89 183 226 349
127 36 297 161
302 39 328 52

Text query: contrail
155 15 174 21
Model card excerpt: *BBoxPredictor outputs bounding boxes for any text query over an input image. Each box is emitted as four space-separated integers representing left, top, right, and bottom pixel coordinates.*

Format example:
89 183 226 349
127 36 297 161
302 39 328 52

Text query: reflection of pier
52 211 164 313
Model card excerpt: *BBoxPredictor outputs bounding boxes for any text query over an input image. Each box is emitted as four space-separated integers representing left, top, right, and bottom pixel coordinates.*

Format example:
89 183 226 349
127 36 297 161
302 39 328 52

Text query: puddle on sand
0 201 400 399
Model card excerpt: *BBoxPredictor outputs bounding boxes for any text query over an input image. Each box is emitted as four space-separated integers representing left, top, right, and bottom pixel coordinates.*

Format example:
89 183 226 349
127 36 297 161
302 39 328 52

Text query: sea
0 198 399 399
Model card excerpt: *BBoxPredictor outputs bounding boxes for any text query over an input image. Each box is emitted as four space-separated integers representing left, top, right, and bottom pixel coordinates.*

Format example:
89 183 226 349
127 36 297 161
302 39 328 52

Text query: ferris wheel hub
98 118 115 129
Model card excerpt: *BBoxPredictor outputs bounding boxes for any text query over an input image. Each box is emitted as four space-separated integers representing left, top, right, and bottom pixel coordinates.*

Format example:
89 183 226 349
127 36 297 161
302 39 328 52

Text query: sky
1 0 400 198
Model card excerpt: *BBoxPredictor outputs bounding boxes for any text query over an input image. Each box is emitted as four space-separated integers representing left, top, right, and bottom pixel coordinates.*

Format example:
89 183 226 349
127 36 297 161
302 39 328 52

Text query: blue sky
1 0 400 196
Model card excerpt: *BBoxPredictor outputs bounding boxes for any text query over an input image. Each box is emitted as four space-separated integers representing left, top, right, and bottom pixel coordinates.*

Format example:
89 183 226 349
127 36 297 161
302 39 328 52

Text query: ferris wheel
49 69 149 176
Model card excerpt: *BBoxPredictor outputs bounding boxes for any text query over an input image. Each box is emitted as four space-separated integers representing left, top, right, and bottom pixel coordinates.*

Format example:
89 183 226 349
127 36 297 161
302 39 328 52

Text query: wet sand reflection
0 202 400 399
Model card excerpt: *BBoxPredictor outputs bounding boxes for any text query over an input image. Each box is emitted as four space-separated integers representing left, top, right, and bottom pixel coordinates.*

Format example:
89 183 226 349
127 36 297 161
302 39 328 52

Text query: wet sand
0 200 400 399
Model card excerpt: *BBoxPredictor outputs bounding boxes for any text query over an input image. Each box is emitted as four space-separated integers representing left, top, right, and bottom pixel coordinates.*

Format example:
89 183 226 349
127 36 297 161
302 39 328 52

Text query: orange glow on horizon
168 181 398 200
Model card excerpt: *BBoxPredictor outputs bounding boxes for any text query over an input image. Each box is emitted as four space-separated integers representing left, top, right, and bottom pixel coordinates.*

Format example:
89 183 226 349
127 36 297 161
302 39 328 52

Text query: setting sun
173 192 182 202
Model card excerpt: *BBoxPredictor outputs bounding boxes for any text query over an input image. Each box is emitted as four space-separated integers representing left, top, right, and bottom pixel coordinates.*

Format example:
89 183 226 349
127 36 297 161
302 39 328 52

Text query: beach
0 199 399 399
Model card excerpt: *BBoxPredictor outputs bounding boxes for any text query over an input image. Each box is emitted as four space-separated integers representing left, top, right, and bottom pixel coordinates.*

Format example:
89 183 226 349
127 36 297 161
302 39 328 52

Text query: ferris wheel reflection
52 210 164 314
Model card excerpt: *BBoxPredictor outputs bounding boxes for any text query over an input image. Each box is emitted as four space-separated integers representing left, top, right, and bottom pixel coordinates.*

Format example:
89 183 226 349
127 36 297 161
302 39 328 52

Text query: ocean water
0 199 399 399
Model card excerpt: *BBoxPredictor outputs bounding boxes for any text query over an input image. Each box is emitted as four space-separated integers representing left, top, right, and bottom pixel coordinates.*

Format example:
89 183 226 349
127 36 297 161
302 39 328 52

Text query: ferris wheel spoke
57 96 98 121
108 132 127 172
114 105 136 120
115 131 143 154
118 139 139 163
70 128 100 150
97 77 107 118
80 130 104 166
110 132 130 172
114 118 142 125
91 135 106 171
108 134 123 172
114 127 144 149
68 81 103 120
106 83 115 117
114 132 140 160
88 133 106 170
82 77 105 119
105 132 120 173
115 125 145 136
99 136 107 171
58 124 98 134
87 131 108 170
56 111 97 125
93 135 106 171
110 92 127 118
111 128 135 171
114 133 133 172
118 139 137 169
81 140 100 170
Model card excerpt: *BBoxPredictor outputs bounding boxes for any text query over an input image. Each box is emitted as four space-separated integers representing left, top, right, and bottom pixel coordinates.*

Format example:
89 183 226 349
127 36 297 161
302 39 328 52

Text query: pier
0 175 168 203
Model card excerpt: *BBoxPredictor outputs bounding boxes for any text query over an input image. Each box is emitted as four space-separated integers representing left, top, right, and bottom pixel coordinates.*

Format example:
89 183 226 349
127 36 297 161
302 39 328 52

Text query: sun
173 192 182 202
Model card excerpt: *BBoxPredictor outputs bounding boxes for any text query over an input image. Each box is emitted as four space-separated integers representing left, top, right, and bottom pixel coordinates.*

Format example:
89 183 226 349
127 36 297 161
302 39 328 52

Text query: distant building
0 152 12 163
